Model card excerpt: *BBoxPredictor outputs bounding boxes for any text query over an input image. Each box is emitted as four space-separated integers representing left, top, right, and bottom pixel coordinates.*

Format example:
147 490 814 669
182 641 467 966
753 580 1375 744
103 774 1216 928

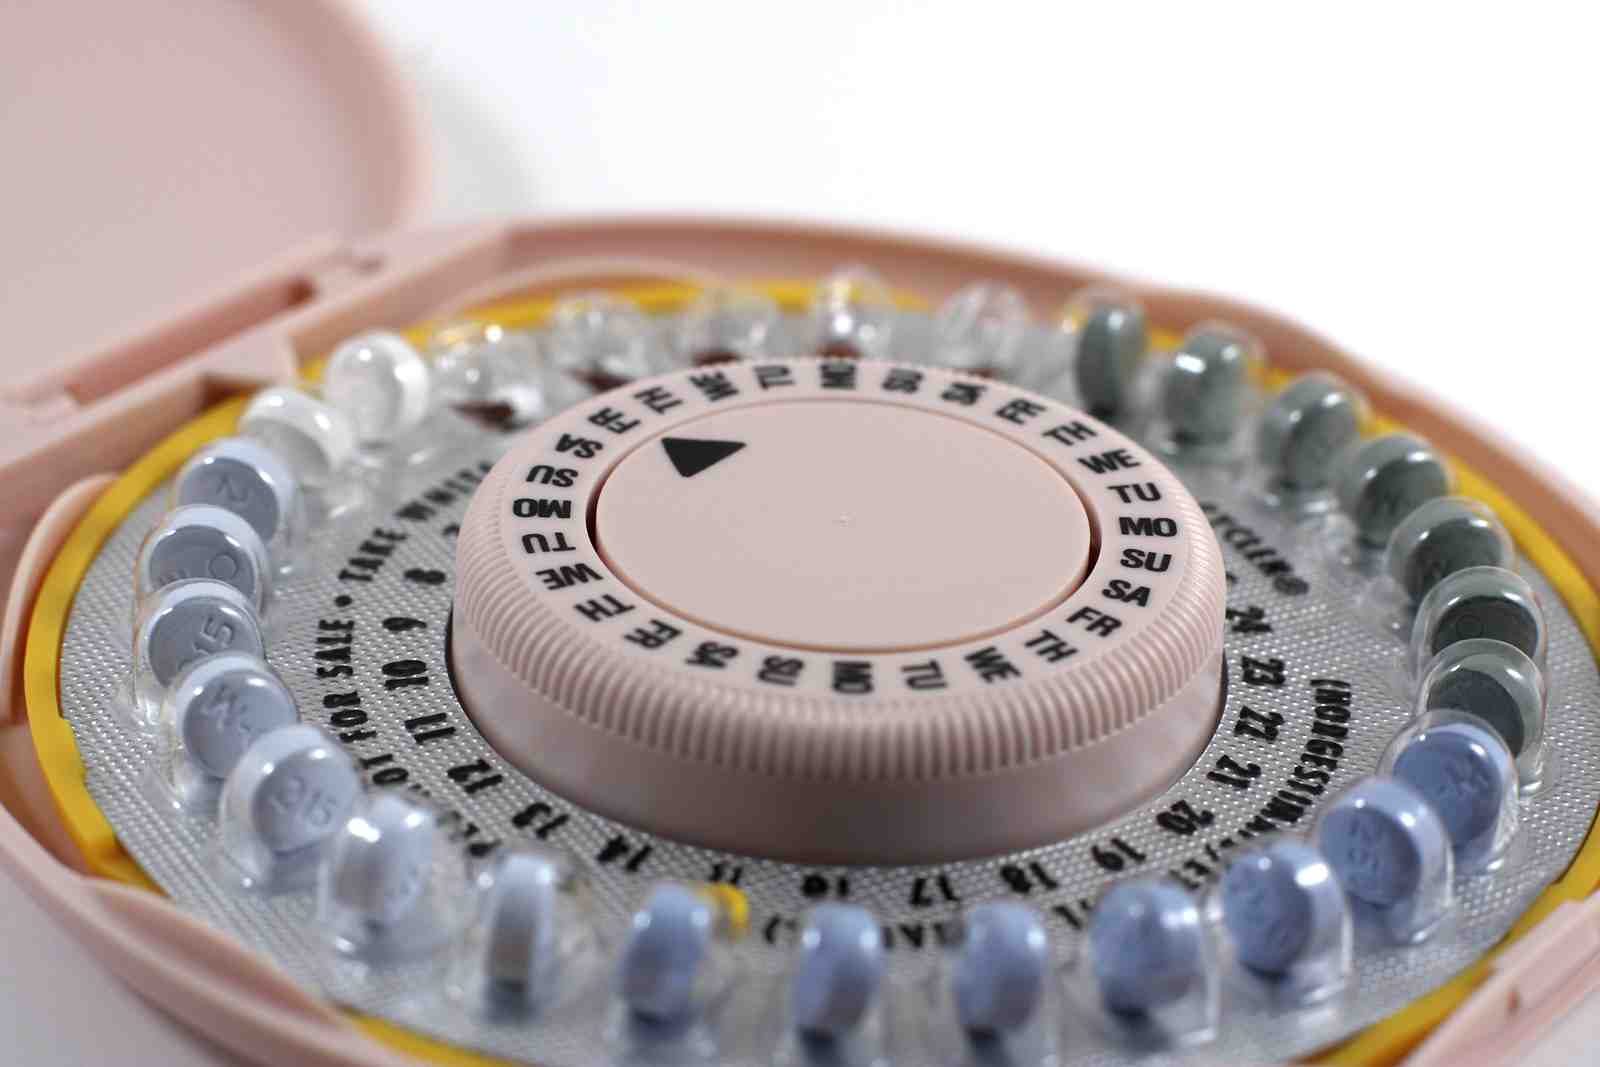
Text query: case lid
0 0 427 382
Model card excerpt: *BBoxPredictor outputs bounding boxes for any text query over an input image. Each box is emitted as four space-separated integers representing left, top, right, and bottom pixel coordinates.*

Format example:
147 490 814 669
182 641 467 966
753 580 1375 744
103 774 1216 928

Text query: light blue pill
1161 328 1256 445
953 901 1049 1034
1336 433 1450 547
1088 880 1206 1016
617 883 715 1022
1317 778 1447 908
1393 721 1514 868
1219 840 1343 975
790 904 885 1038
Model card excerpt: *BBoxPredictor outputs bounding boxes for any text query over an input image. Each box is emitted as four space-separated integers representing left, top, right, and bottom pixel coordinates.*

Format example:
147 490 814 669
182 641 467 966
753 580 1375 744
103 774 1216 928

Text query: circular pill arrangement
41 272 1600 1067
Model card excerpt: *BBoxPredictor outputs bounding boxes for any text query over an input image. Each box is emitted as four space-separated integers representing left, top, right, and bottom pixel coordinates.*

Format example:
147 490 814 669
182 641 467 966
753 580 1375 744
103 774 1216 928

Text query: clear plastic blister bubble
1073 877 1219 1048
806 265 897 360
772 904 890 1067
316 791 472 964
134 503 272 619
674 287 783 366
927 282 1031 379
1386 497 1513 605
546 292 669 390
322 330 448 469
1314 777 1454 944
1154 321 1263 469
429 319 594 429
1059 287 1149 424
608 882 746 1061
1210 835 1351 1007
124 578 266 731
1416 638 1549 794
1411 564 1548 676
1253 371 1365 515
215 723 362 892
920 901 1058 1066
173 436 305 574
449 846 604 1020
1383 711 1520 874
1334 433 1452 551
145 650 298 813
238 386 365 521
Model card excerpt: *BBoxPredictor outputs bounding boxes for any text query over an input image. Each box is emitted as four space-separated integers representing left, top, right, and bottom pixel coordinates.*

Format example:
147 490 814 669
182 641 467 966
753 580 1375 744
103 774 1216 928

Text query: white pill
239 387 356 488
174 437 299 547
807 265 896 359
134 579 264 688
228 724 361 854
137 504 270 609
325 792 438 924
323 331 432 444
166 652 296 778
483 849 566 991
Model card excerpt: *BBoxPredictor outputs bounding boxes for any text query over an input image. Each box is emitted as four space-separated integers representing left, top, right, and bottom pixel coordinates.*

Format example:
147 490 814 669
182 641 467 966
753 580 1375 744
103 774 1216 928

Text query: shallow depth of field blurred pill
1392 719 1516 868
1256 373 1363 492
1219 839 1344 975
1386 497 1512 602
1316 778 1448 908
228 724 361 854
323 330 432 444
174 437 299 547
790 904 885 1038
1066 291 1148 419
675 287 781 365
1088 879 1207 1016
1160 325 1259 446
483 849 567 991
617 883 718 1022
1336 433 1451 546
325 792 438 924
952 901 1049 1034
166 651 295 778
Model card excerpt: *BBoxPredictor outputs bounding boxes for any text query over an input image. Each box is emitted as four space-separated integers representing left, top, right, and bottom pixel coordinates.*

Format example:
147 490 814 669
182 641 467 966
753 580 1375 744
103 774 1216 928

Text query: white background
5 4 1599 1065
368 0 1599 487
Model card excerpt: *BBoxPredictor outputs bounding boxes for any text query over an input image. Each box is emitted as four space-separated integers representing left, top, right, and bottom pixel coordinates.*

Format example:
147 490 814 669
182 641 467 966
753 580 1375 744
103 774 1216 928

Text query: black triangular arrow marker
661 437 746 478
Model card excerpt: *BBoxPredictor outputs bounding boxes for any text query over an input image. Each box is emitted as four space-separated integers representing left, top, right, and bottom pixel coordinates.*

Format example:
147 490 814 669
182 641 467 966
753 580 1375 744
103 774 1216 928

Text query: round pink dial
452 360 1225 863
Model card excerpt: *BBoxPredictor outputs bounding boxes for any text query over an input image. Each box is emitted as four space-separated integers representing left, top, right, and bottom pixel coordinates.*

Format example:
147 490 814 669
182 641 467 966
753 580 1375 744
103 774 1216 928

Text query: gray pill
617 882 716 1022
229 724 361 855
1219 840 1344 976
1392 720 1515 870
1255 373 1363 491
1089 879 1207 1016
1415 565 1545 665
139 504 270 608
1160 325 1258 446
168 651 296 778
1316 777 1447 909
483 849 565 992
175 437 299 547
790 904 885 1038
1335 433 1451 546
1420 638 1545 761
952 901 1050 1034
1386 497 1512 602
1071 296 1148 418
136 579 264 688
